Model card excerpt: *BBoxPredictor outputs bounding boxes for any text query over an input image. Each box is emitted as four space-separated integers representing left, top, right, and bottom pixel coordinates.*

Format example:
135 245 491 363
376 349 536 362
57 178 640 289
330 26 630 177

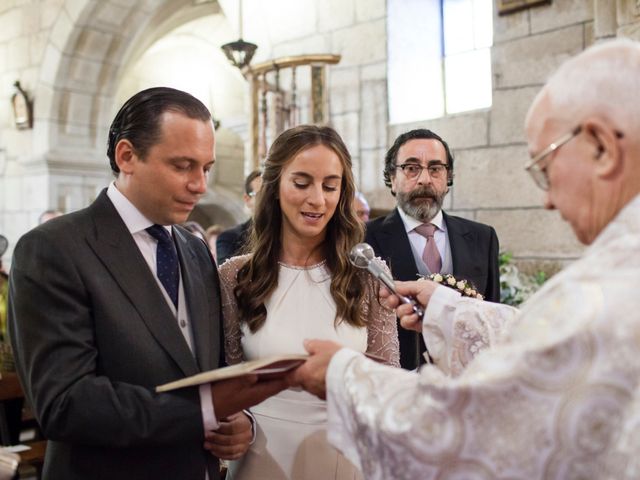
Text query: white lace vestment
327 194 640 480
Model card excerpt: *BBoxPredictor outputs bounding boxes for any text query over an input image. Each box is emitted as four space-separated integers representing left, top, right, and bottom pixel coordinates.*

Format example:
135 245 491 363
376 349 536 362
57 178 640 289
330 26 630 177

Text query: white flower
419 273 486 302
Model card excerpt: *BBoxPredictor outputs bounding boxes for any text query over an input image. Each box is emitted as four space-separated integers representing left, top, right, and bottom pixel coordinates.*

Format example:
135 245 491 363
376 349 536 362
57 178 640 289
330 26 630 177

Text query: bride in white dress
218 125 399 480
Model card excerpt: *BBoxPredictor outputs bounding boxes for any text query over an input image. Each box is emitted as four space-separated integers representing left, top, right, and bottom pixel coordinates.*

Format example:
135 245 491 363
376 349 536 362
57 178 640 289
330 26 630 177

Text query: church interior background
1 0 639 275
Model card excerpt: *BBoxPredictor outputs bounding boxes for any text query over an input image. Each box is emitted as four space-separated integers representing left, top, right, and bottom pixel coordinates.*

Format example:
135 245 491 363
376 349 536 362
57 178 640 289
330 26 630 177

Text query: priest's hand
288 339 342 400
210 375 288 419
203 411 252 460
380 280 439 332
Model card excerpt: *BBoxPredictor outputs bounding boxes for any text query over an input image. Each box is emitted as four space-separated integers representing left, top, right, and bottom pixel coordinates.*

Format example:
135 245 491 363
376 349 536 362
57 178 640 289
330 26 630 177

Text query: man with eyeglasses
216 169 263 265
290 38 640 479
365 128 500 369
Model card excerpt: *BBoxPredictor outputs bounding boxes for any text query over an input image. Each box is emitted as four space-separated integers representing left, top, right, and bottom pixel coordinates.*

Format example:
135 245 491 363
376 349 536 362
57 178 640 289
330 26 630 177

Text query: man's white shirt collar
397 207 446 233
107 182 170 235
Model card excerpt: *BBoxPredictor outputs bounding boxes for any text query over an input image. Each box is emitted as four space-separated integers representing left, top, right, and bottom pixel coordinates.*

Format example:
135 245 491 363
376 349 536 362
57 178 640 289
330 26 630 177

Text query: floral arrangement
499 252 548 306
419 273 484 300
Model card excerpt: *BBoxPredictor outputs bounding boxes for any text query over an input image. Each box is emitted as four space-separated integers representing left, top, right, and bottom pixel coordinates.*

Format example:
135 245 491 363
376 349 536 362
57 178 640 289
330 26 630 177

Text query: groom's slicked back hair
107 87 211 175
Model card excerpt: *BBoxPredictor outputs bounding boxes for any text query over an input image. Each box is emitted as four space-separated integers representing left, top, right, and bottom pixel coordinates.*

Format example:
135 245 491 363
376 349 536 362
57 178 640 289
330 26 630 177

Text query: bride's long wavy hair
234 125 366 333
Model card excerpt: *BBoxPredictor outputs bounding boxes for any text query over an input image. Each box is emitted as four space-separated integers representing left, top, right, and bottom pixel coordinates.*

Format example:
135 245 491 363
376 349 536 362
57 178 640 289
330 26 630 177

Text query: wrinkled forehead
527 84 587 137
397 138 447 162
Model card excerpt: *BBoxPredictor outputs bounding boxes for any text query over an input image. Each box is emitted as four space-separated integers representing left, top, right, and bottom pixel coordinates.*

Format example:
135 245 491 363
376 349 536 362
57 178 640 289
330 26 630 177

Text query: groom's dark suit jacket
8 190 224 480
365 208 500 370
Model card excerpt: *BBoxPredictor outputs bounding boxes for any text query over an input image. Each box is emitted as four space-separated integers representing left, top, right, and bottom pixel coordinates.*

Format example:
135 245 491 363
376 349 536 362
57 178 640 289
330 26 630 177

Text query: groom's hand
204 411 252 460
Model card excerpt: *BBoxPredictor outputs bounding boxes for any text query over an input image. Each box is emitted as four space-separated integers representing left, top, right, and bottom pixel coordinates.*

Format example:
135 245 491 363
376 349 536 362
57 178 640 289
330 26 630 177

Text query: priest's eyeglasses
525 125 624 191
525 126 582 191
396 162 449 180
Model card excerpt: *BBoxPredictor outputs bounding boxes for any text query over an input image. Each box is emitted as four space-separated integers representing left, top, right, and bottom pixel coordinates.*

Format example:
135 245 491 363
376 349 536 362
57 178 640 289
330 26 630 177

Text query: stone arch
36 0 248 221
39 0 221 163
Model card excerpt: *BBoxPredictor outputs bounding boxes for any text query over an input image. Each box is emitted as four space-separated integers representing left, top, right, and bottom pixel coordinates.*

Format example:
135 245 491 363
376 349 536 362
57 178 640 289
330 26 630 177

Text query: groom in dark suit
8 87 286 479
366 129 500 370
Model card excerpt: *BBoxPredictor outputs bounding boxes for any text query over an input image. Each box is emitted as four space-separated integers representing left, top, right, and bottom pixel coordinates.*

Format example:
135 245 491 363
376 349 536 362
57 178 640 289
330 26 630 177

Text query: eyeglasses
525 125 625 190
525 125 582 191
396 162 449 180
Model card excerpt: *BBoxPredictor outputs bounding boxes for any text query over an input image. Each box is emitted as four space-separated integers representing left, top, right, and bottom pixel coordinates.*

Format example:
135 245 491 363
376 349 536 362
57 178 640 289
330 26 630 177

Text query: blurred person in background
205 224 224 262
353 192 370 222
38 209 63 224
216 170 263 265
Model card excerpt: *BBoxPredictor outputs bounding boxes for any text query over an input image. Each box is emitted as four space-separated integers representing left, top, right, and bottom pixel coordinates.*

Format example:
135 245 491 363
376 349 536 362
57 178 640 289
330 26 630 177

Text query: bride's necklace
277 259 326 270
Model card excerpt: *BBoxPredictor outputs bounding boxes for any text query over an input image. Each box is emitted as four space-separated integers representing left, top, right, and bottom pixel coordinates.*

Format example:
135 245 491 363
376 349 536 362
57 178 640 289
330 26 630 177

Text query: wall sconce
11 81 33 130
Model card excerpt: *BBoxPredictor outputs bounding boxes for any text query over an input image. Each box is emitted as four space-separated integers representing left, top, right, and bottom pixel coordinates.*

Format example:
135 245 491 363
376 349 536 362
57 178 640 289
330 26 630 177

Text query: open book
155 354 308 393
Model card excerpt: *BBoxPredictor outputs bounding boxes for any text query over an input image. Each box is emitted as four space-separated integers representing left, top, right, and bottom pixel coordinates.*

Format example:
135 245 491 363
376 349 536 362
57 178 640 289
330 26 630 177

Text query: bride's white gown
218 255 399 480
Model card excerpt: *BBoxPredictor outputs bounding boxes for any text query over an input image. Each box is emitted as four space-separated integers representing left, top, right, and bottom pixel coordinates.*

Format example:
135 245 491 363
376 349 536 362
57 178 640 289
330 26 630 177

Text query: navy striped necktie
146 224 179 308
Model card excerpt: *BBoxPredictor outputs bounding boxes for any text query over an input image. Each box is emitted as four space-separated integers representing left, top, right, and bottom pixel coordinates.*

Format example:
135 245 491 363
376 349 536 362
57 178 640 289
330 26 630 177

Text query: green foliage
499 252 547 306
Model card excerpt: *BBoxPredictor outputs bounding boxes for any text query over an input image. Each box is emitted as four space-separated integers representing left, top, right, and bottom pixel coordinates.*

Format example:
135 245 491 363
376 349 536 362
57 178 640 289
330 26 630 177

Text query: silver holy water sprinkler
349 243 424 317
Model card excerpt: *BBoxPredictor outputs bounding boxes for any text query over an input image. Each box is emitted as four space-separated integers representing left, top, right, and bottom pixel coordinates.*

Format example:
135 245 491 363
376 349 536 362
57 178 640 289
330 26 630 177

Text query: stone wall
479 0 594 267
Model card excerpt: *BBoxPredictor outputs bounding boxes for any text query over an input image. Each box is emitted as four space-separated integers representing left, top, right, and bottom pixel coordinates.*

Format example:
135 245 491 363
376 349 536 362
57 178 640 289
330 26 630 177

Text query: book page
156 354 308 393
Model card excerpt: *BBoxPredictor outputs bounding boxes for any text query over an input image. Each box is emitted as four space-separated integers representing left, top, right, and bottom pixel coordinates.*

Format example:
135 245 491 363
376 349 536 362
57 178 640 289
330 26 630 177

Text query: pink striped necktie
414 223 442 274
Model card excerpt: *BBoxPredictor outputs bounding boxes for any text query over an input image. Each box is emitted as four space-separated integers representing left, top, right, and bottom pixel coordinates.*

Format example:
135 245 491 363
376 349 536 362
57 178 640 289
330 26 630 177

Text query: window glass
387 0 493 123
445 47 492 114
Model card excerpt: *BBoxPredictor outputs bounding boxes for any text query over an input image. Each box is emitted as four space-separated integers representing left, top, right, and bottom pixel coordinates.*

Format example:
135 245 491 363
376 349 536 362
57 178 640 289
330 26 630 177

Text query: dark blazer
216 219 251 265
8 190 224 480
365 208 500 370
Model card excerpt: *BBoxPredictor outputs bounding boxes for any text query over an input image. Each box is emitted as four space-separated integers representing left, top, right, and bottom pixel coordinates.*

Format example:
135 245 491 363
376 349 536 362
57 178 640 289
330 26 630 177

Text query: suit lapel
173 229 214 372
85 192 199 377
444 211 476 274
377 209 419 282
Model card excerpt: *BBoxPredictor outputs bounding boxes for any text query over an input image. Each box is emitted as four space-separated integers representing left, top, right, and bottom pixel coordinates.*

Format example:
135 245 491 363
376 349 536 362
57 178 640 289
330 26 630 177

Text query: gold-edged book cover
155 354 308 393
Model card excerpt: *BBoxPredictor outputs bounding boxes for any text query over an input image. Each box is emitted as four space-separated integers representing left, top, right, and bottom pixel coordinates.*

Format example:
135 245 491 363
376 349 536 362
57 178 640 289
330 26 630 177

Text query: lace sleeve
424 287 519 376
363 258 400 367
218 255 251 365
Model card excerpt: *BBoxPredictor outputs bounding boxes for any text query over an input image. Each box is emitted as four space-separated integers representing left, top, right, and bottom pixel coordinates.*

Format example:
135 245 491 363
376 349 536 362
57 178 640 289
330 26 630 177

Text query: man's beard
397 186 446 222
